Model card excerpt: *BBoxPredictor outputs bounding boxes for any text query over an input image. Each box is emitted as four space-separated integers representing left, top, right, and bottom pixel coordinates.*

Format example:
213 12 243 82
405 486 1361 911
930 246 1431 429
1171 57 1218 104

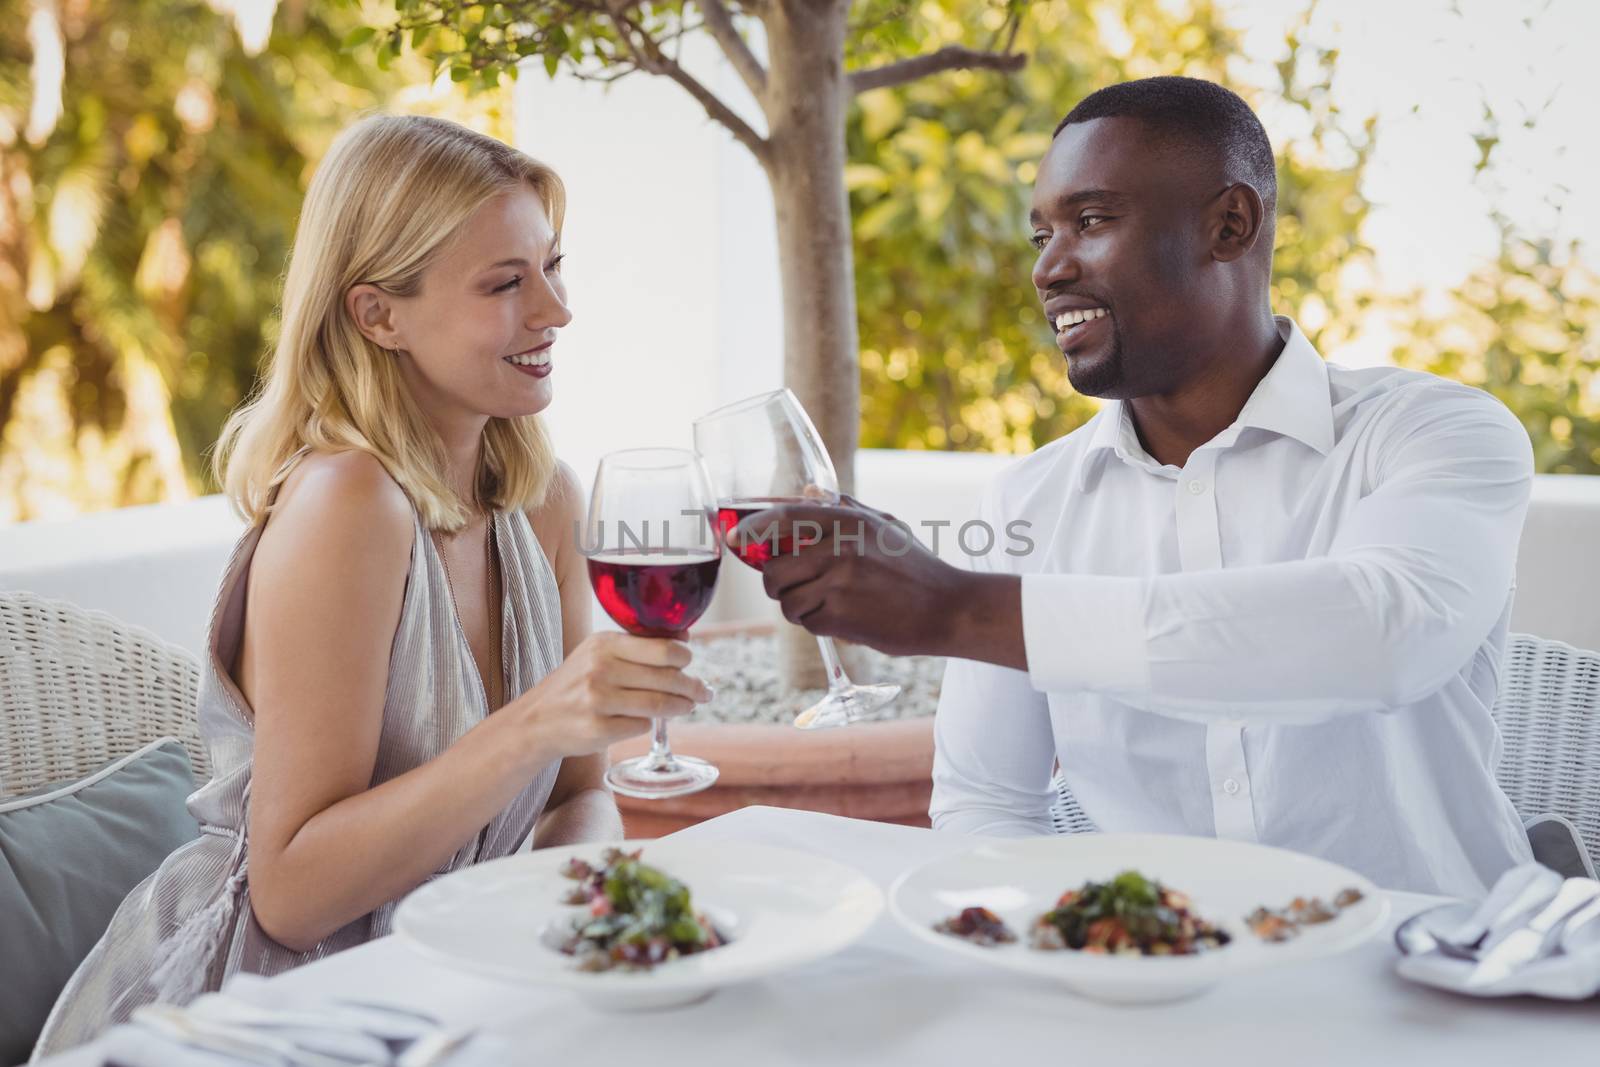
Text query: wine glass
693 388 901 730
586 448 721 799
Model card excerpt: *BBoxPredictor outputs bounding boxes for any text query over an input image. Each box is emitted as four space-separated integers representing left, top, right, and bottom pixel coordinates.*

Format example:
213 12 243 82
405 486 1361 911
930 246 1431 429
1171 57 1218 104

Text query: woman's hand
497 631 710 768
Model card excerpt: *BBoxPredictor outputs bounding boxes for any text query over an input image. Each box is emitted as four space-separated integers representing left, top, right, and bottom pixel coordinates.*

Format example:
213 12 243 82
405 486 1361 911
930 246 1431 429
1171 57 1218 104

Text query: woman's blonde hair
213 113 564 531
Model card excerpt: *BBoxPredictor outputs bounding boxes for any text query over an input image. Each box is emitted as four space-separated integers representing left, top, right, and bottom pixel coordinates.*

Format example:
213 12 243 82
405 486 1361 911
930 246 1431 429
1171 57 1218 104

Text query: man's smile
1053 306 1110 336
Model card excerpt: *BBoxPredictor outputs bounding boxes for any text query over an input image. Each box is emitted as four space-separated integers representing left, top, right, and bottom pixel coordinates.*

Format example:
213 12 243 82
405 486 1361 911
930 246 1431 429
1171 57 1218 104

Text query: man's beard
1063 323 1128 398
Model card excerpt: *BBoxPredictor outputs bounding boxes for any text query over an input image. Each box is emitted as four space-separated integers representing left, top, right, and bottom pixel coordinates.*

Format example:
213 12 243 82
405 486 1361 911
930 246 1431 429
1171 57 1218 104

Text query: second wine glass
586 448 721 799
693 388 901 730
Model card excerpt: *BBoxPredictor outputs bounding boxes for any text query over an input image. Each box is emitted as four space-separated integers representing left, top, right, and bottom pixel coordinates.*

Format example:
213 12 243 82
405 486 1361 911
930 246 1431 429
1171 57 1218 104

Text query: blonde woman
32 114 707 1055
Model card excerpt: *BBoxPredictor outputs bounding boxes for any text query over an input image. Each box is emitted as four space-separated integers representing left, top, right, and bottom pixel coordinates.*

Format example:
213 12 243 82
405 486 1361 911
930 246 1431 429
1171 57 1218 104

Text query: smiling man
738 77 1536 896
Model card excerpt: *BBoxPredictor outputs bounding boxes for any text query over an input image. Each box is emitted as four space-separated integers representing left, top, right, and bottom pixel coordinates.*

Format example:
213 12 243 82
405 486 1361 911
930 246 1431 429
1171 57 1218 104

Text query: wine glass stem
816 636 854 693
644 717 676 770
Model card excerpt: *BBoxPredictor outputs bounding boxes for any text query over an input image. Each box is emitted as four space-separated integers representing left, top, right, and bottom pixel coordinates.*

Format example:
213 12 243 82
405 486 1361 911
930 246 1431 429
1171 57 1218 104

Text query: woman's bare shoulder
258 450 415 577
235 452 416 707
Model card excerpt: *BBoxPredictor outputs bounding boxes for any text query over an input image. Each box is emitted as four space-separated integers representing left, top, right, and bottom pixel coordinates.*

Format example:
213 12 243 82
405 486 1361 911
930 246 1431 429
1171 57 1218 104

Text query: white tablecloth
45 807 1598 1066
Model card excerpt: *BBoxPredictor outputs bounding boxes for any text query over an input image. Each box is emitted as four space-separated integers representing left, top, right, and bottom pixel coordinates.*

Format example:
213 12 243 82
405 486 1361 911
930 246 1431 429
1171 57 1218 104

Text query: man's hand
728 497 1027 668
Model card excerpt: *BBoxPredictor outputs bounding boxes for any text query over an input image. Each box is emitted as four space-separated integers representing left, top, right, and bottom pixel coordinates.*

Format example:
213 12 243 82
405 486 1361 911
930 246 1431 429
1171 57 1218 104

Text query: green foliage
1266 7 1377 358
0 0 502 519
849 0 1374 454
3 0 1591 523
848 1 1595 472
1391 226 1600 475
378 0 697 91
1384 91 1600 476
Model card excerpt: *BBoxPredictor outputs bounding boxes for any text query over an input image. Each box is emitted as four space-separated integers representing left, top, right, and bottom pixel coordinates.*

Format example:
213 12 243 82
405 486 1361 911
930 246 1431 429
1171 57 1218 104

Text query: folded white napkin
103 1024 269 1067
101 975 501 1067
1397 944 1600 999
1396 864 1600 1000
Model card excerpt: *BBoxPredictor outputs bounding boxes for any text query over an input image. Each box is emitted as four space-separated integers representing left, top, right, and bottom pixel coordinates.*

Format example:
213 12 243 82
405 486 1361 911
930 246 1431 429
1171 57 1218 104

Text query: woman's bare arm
241 453 699 951
529 462 624 848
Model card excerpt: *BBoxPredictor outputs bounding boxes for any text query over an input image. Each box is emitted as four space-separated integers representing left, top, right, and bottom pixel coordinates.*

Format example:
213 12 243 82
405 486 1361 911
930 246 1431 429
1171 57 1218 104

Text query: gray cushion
1524 813 1598 880
0 738 200 1066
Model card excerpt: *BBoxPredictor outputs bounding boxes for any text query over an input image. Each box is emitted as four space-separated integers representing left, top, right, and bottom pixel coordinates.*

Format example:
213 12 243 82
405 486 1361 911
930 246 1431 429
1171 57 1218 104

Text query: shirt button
1188 479 1207 495
1222 777 1241 796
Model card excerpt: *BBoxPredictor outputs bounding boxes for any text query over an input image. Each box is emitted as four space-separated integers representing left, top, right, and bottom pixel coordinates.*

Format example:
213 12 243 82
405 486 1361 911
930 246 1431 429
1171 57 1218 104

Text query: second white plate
889 833 1388 1004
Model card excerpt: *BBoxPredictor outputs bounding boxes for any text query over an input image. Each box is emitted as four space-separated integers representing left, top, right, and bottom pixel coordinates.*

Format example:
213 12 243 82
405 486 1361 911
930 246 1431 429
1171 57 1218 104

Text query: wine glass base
793 682 902 731
606 754 720 799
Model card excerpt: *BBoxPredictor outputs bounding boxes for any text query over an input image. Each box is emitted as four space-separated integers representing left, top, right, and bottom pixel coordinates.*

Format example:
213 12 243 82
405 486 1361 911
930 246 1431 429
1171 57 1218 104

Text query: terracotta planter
607 622 935 837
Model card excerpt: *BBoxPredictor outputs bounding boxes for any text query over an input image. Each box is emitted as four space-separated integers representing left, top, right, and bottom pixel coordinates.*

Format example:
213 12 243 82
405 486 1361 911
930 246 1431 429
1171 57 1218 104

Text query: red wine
715 499 817 572
588 552 721 637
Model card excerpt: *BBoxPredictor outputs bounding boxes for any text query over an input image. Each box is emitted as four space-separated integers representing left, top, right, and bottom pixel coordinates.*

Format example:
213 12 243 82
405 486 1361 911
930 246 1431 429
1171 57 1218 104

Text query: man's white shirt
931 317 1535 896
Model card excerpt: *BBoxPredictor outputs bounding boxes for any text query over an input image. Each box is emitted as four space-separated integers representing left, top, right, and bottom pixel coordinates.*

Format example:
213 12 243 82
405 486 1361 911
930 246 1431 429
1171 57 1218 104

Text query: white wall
512 39 782 626
510 42 783 471
1513 475 1600 648
0 494 244 658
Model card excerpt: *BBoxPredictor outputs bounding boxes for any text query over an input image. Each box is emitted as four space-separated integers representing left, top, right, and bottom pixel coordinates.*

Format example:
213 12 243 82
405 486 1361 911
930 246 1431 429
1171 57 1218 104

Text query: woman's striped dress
32 507 565 1057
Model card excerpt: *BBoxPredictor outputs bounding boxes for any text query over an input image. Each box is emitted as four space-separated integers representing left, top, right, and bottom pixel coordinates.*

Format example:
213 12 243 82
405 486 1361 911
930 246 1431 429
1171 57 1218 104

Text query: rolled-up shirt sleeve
1021 385 1534 721
931 484 1055 835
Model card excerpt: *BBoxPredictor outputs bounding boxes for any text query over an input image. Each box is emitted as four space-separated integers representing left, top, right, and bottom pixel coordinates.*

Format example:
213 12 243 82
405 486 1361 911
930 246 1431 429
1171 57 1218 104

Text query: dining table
43 806 1598 1066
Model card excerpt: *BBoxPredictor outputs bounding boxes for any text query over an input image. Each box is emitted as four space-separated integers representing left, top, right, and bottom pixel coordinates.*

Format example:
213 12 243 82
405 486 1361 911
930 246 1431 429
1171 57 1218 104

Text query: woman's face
382 186 571 426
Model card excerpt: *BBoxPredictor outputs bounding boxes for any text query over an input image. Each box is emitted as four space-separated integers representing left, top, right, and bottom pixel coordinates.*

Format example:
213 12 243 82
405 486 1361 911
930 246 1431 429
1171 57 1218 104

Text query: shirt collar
1077 401 1148 491
1075 316 1334 492
1232 316 1335 457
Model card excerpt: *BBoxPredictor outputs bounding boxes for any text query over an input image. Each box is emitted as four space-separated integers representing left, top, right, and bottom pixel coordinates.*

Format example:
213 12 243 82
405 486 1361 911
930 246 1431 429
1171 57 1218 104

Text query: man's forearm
940 571 1027 671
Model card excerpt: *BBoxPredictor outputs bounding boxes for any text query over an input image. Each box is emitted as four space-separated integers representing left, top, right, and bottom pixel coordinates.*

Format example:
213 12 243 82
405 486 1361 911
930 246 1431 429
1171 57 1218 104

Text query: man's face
1029 117 1220 399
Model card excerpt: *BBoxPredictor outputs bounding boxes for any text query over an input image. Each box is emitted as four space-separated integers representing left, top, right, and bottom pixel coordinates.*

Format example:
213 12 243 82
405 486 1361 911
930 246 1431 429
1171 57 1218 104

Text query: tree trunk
761 0 863 690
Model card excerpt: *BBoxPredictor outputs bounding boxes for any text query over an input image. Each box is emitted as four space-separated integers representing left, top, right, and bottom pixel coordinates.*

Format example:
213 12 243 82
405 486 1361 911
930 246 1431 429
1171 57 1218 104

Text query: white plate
395 839 883 1010
889 833 1388 1004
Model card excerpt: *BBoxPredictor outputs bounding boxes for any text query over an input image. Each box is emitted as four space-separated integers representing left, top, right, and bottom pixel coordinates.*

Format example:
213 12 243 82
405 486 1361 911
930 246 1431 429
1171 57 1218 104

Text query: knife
1465 878 1600 988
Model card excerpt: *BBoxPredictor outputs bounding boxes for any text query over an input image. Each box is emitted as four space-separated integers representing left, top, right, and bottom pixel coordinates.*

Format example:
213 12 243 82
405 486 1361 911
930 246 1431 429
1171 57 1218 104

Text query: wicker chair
1491 633 1600 870
0 591 208 800
1048 777 1096 836
1048 632 1600 865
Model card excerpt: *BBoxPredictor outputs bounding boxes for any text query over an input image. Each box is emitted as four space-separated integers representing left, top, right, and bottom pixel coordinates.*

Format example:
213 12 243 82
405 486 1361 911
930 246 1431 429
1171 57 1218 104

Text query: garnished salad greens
933 869 1232 956
1030 870 1230 956
556 848 726 971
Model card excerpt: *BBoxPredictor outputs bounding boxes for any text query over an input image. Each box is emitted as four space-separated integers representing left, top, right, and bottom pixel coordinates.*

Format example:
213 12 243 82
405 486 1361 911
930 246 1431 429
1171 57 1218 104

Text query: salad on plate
553 847 727 971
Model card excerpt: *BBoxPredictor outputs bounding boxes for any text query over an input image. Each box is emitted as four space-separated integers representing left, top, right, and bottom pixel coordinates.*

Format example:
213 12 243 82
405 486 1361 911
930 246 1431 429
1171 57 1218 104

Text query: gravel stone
684 633 944 725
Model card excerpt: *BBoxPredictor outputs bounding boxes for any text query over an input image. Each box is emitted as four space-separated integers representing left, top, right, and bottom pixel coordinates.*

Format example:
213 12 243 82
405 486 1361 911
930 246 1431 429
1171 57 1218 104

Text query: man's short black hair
1055 76 1277 216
